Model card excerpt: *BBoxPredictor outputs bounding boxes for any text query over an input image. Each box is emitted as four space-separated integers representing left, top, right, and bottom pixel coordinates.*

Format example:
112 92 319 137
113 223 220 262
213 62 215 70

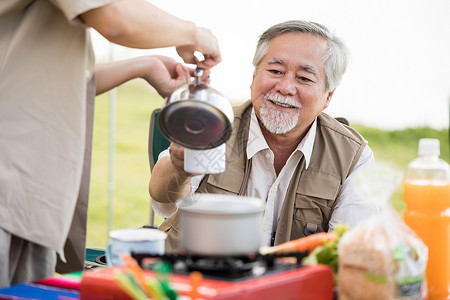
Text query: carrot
259 232 337 255
189 271 202 300
122 253 153 298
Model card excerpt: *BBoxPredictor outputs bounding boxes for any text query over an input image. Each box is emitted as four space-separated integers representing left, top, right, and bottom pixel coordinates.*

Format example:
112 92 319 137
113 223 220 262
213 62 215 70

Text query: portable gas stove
80 252 334 300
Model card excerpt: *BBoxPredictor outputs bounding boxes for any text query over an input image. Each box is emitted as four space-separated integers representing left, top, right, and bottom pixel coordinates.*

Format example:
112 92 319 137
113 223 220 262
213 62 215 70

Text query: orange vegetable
259 232 337 255
189 271 202 300
121 253 152 298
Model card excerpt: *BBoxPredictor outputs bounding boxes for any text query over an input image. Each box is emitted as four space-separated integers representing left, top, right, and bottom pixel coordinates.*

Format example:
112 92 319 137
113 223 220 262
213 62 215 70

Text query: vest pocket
198 175 241 195
291 170 342 239
292 197 329 239
293 195 334 223
157 213 181 253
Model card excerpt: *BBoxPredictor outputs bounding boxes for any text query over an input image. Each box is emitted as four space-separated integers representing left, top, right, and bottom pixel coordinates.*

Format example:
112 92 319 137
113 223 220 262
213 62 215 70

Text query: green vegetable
302 224 350 284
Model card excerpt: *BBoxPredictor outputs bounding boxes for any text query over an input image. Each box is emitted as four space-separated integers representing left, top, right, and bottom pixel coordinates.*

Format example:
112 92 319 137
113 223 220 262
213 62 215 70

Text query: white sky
92 0 450 130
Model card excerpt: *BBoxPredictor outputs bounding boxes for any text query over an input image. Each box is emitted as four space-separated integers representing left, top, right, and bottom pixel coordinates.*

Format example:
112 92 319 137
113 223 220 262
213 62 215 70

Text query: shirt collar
247 108 317 168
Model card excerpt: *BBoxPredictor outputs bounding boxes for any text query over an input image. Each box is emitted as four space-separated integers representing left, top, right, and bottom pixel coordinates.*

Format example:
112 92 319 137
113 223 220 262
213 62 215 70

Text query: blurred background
93 0 450 129
86 0 450 248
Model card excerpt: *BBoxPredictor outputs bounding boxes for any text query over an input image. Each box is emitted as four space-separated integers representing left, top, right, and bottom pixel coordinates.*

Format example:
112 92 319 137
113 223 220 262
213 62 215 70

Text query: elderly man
149 20 376 252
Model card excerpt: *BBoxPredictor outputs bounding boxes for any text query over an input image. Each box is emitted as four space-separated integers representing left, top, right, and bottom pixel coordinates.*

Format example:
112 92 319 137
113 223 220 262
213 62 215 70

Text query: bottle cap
418 138 440 156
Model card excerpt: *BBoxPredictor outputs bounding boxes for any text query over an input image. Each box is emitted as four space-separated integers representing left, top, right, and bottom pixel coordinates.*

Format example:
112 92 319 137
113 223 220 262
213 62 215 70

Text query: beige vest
159 100 367 253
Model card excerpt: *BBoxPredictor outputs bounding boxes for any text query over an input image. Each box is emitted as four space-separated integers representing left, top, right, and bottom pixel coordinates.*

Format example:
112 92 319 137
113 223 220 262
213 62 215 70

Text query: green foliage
87 82 450 248
354 125 449 166
88 82 164 248
353 125 449 213
303 224 351 285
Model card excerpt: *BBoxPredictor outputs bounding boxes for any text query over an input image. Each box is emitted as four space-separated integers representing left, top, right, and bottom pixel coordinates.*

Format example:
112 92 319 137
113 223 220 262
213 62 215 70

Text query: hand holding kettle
140 56 212 98
95 56 211 98
176 27 222 69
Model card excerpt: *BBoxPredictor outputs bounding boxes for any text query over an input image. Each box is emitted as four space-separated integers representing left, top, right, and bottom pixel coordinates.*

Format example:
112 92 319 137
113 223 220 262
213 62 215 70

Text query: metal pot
158 68 234 150
179 194 265 256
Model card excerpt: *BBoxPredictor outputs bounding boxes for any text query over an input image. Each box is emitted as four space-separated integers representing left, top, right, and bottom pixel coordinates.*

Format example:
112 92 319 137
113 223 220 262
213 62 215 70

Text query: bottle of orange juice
404 138 450 300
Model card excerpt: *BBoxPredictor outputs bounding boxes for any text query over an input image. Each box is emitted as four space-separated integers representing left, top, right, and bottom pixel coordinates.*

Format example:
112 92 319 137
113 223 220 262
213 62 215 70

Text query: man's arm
80 0 221 69
149 144 195 204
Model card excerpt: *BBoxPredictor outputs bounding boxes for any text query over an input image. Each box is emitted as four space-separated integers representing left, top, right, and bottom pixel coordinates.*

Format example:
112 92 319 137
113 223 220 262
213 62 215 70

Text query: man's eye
269 69 283 75
298 76 312 82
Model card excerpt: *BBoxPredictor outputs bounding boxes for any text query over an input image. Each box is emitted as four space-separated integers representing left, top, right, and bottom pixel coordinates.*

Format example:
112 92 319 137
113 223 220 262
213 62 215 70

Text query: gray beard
259 101 300 134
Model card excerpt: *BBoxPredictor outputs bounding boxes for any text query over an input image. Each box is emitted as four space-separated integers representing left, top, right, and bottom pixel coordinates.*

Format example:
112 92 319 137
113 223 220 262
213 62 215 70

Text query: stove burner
131 251 308 282
183 254 262 278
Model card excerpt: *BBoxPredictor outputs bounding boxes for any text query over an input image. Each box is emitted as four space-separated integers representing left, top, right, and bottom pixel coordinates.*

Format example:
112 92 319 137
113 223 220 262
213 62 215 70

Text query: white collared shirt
245 109 316 244
152 108 376 246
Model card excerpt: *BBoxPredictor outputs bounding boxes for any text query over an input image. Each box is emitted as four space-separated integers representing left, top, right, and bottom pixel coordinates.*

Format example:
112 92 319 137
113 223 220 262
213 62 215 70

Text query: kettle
158 68 234 173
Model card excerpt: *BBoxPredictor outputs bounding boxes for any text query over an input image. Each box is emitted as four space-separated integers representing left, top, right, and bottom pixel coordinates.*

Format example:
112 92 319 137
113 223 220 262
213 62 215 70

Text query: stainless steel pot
179 194 265 256
158 68 234 150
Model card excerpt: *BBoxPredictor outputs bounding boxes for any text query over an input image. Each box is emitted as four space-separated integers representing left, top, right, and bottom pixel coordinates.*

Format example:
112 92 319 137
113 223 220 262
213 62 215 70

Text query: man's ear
323 89 335 109
250 70 256 90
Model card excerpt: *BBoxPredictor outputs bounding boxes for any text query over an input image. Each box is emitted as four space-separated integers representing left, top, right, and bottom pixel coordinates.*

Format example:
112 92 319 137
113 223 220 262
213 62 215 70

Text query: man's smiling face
251 32 335 136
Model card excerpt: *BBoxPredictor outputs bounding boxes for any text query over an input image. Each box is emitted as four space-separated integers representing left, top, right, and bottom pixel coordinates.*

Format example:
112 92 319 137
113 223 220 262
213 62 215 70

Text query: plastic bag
338 162 428 300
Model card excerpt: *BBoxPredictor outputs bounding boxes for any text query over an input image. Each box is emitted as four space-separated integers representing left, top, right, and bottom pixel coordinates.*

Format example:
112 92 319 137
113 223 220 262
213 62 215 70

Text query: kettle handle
194 67 204 84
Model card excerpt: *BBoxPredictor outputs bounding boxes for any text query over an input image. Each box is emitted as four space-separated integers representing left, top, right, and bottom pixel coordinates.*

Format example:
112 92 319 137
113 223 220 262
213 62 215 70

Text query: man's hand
176 27 221 69
141 56 193 98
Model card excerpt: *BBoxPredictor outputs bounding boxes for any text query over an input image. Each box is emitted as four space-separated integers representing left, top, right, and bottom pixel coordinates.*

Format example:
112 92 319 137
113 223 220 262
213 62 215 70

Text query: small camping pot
179 194 265 256
158 68 234 150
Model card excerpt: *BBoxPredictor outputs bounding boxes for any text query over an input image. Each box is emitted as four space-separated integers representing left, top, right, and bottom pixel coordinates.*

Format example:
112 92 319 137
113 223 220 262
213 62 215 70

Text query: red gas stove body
80 254 334 300
80 265 333 300
173 264 333 300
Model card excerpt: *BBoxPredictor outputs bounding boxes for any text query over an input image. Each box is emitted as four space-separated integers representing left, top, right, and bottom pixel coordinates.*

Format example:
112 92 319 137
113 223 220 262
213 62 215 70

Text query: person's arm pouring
94 55 194 97
80 0 221 69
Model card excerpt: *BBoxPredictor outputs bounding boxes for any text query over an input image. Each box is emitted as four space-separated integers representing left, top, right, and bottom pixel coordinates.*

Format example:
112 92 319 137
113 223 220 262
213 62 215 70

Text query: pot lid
158 68 233 150
179 194 265 215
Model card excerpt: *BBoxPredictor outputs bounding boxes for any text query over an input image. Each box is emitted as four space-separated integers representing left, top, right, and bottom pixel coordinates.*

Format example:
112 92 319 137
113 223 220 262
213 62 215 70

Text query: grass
87 81 450 248
87 81 164 248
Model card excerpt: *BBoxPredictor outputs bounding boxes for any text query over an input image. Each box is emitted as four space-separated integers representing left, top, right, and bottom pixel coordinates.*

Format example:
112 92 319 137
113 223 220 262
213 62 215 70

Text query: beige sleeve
49 0 117 24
